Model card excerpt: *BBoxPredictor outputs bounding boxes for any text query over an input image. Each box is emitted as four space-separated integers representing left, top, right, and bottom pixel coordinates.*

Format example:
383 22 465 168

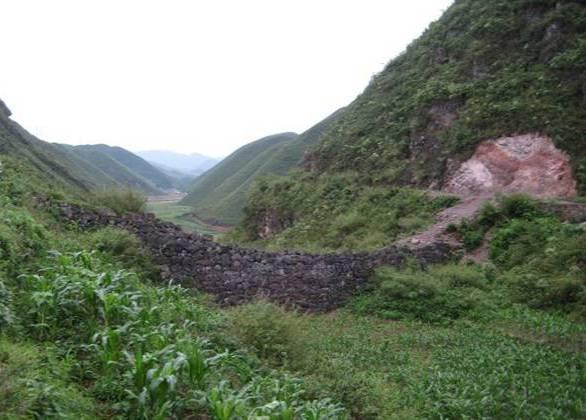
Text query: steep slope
238 0 586 249
136 150 219 175
0 98 173 195
181 109 346 225
62 144 173 193
83 145 173 190
181 132 298 224
0 99 108 193
307 0 586 190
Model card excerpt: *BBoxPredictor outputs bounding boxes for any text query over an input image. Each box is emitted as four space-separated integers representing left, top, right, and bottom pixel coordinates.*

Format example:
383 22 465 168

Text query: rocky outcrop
0 99 12 119
56 203 455 311
445 134 577 198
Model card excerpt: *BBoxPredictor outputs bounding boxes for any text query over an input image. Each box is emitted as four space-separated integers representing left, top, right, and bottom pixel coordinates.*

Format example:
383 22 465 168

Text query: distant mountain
180 132 298 224
136 150 219 175
0 98 175 196
150 162 199 191
180 109 344 226
59 144 175 194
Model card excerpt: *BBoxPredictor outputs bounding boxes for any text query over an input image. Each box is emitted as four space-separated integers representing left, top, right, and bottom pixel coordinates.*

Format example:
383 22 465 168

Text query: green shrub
490 217 562 268
0 279 14 330
453 194 543 251
0 206 48 274
0 338 95 418
352 264 488 323
12 252 342 418
505 271 583 311
85 227 158 278
228 301 305 366
491 216 586 317
91 188 146 214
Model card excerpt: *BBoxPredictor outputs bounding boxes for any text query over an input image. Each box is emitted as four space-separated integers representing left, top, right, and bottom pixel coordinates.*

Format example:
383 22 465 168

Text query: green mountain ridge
60 144 174 194
181 109 346 225
307 0 586 188
181 132 299 224
236 0 586 249
0 99 173 195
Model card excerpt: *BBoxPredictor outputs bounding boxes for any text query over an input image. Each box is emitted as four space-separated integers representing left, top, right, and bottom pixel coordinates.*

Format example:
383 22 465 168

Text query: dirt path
398 193 493 249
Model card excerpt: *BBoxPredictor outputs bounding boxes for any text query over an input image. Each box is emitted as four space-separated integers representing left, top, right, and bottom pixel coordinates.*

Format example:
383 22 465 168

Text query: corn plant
206 381 249 420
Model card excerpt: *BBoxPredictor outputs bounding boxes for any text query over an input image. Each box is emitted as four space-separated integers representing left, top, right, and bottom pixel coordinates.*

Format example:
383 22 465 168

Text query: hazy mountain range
136 150 219 177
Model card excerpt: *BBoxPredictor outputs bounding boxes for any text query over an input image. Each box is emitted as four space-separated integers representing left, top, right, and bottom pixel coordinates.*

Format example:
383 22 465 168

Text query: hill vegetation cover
0 154 584 418
181 109 345 225
181 132 299 225
2 0 586 417
0 99 174 195
238 0 586 250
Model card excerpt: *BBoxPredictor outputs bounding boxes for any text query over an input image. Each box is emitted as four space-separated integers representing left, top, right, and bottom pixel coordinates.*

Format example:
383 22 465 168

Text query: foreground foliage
2 248 343 419
233 173 458 251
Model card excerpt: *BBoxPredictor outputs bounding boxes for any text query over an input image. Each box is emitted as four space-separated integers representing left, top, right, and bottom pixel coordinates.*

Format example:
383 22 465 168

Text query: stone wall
57 203 455 311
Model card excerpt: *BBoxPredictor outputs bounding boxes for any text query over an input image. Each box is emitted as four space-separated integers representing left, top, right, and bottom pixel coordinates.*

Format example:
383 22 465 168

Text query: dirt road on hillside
398 193 493 249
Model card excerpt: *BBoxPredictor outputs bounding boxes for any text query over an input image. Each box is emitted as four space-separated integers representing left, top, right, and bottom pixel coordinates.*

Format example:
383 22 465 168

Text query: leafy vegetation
308 0 586 192
449 194 586 318
352 264 490 324
181 110 344 225
91 188 147 214
0 100 173 195
62 144 174 193
231 172 458 251
1 228 344 418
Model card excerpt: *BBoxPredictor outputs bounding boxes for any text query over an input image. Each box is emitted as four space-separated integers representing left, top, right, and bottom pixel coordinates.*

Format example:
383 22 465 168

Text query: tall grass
91 188 146 214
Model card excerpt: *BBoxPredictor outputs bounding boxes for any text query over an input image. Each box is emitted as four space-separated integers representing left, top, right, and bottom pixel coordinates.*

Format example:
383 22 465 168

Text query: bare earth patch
444 134 577 198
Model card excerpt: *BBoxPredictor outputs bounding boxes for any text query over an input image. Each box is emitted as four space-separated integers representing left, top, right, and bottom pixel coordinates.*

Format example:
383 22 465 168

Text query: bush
505 271 583 311
490 217 561 268
492 217 586 317
0 338 95 418
228 301 305 366
0 279 14 330
0 207 48 274
352 264 488 323
453 194 542 251
91 189 146 214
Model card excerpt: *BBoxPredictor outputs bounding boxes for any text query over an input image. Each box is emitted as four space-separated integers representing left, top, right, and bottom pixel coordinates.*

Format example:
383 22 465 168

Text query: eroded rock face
445 134 577 198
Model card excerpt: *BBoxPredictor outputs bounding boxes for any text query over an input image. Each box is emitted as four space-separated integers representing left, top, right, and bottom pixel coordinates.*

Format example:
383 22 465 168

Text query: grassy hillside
62 144 173 194
79 144 174 190
0 100 107 193
181 132 299 224
308 0 586 190
238 0 586 249
1 150 584 418
182 110 345 225
0 99 174 195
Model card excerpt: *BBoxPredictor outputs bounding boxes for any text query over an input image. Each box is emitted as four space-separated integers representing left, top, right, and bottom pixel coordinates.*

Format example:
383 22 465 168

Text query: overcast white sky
0 0 453 157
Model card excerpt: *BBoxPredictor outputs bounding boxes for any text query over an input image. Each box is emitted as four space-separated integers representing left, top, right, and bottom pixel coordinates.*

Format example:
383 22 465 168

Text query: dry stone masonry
56 203 455 311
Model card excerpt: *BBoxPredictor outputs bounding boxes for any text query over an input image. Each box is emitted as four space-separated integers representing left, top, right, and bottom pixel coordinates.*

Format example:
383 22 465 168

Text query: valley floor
146 200 230 237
